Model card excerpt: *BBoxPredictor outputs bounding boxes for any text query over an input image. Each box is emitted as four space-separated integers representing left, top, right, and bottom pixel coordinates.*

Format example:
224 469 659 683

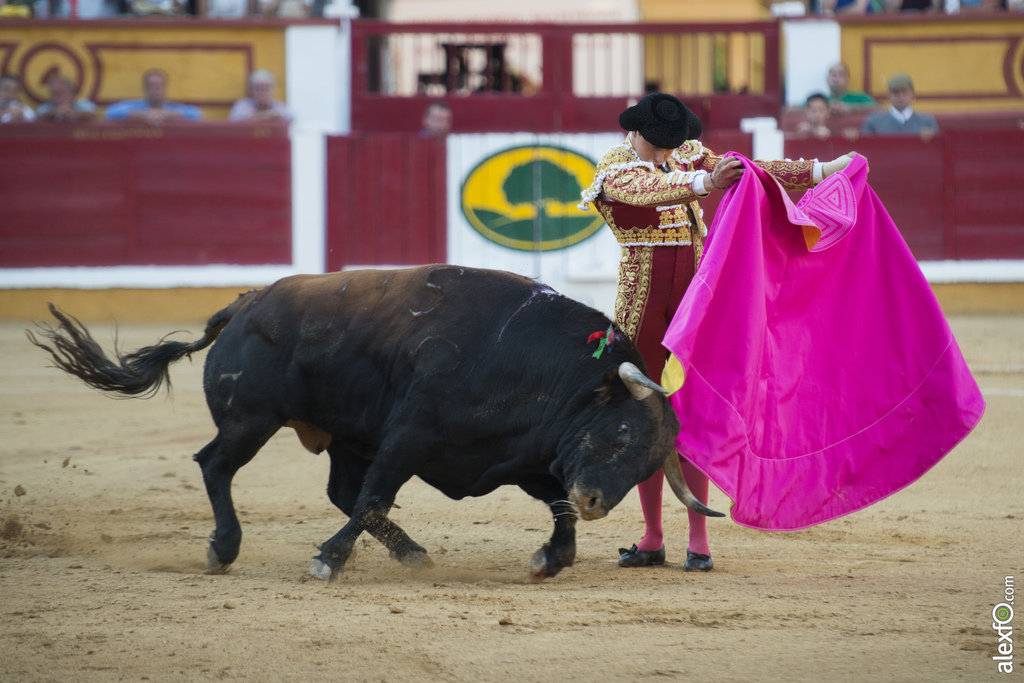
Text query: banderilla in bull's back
29 265 722 581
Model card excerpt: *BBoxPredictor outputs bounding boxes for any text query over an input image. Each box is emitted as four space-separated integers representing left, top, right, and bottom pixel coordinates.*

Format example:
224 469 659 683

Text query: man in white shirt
229 70 293 123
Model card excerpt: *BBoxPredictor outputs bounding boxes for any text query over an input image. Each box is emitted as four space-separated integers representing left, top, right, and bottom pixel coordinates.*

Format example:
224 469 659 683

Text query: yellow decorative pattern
658 204 691 229
603 165 703 206
0 23 287 120
615 245 654 341
752 158 816 191
693 222 705 269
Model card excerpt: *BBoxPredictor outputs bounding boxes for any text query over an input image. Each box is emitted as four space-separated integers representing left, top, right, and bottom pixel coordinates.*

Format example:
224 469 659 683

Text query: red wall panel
785 136 948 260
2 126 1019 273
325 134 447 272
785 131 1024 261
0 126 292 268
951 132 1024 260
1 139 134 267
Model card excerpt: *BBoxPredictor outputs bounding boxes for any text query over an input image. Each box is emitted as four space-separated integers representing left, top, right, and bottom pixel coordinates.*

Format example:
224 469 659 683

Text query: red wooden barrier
948 131 1024 261
2 126 1018 274
784 131 1024 261
325 134 447 271
0 123 292 268
786 135 946 260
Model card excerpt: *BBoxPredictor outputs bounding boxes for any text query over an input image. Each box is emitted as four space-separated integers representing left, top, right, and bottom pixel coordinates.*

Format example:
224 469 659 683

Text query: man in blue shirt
105 69 202 123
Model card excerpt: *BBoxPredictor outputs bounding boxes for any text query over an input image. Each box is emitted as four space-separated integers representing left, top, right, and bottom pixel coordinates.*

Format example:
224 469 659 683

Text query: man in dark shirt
861 73 939 140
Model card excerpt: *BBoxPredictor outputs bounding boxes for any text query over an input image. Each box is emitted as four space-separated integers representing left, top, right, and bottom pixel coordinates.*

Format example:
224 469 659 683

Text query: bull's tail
27 295 252 398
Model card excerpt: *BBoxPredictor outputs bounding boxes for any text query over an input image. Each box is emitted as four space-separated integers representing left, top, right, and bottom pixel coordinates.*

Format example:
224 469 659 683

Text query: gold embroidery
595 202 631 233
597 200 697 246
615 245 654 341
755 159 816 191
604 167 703 206
676 140 703 161
658 205 690 229
693 221 705 270
589 139 710 208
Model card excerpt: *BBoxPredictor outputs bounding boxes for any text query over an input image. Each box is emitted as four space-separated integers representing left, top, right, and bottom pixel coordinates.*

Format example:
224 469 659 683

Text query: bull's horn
618 362 669 400
662 454 726 518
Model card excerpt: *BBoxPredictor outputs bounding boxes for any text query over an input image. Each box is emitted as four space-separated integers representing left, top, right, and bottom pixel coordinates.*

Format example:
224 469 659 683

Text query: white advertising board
446 132 622 318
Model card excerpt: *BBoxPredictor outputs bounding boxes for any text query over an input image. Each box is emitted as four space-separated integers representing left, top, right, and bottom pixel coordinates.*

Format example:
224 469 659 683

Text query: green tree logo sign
461 145 604 251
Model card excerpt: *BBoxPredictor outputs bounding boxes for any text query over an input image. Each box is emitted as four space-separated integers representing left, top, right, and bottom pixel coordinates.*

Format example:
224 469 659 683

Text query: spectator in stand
962 0 1009 8
826 62 876 117
891 0 941 10
257 0 309 16
36 75 97 124
229 70 293 123
0 74 35 123
861 73 939 140
58 0 122 16
795 93 833 140
128 0 187 15
105 69 202 124
419 100 452 137
198 0 253 17
820 0 876 13
0 0 33 17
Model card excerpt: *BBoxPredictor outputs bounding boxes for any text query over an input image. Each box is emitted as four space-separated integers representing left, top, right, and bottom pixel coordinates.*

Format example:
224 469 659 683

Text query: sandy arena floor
1 313 1021 682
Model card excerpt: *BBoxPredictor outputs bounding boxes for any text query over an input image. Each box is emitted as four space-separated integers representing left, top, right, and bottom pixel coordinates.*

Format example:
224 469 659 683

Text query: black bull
29 265 721 580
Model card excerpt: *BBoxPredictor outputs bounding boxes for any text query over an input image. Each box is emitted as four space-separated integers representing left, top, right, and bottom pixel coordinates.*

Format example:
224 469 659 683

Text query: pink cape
664 154 985 531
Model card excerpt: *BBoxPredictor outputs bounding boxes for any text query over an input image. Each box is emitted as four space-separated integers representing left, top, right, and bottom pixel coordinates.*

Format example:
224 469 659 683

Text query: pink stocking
681 457 711 556
636 470 664 551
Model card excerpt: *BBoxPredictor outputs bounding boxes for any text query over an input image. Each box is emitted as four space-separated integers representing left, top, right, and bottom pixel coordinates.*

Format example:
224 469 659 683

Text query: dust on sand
1 317 1021 682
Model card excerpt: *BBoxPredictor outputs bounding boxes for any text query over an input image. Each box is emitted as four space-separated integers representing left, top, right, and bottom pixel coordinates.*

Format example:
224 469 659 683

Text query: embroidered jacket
579 138 816 249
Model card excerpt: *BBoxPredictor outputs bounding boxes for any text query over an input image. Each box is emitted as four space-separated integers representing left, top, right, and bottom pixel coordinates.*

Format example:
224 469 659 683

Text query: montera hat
619 93 703 150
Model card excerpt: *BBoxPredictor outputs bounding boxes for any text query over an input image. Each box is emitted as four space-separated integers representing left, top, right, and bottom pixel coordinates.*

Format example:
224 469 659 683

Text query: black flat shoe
683 550 713 572
617 544 666 568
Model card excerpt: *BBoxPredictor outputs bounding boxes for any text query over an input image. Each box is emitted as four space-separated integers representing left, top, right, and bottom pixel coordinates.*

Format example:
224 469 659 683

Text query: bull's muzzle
663 453 726 518
567 486 608 521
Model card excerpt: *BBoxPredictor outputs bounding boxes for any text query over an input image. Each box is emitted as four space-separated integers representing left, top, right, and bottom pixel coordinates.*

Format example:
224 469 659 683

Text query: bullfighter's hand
822 153 854 179
709 156 744 191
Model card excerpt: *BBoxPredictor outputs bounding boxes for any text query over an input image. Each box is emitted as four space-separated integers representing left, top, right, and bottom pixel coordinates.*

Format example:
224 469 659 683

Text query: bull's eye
617 422 631 444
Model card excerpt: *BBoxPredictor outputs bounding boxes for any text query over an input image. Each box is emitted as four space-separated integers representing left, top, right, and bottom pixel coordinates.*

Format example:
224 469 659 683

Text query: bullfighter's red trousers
624 244 711 556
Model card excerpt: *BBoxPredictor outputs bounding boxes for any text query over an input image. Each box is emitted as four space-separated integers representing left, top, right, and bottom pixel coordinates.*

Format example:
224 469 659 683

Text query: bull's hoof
528 546 561 581
529 542 575 581
390 548 433 568
309 556 340 582
205 544 231 574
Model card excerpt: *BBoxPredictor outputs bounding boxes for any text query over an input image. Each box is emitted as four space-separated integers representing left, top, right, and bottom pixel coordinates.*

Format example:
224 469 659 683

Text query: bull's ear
595 369 631 405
